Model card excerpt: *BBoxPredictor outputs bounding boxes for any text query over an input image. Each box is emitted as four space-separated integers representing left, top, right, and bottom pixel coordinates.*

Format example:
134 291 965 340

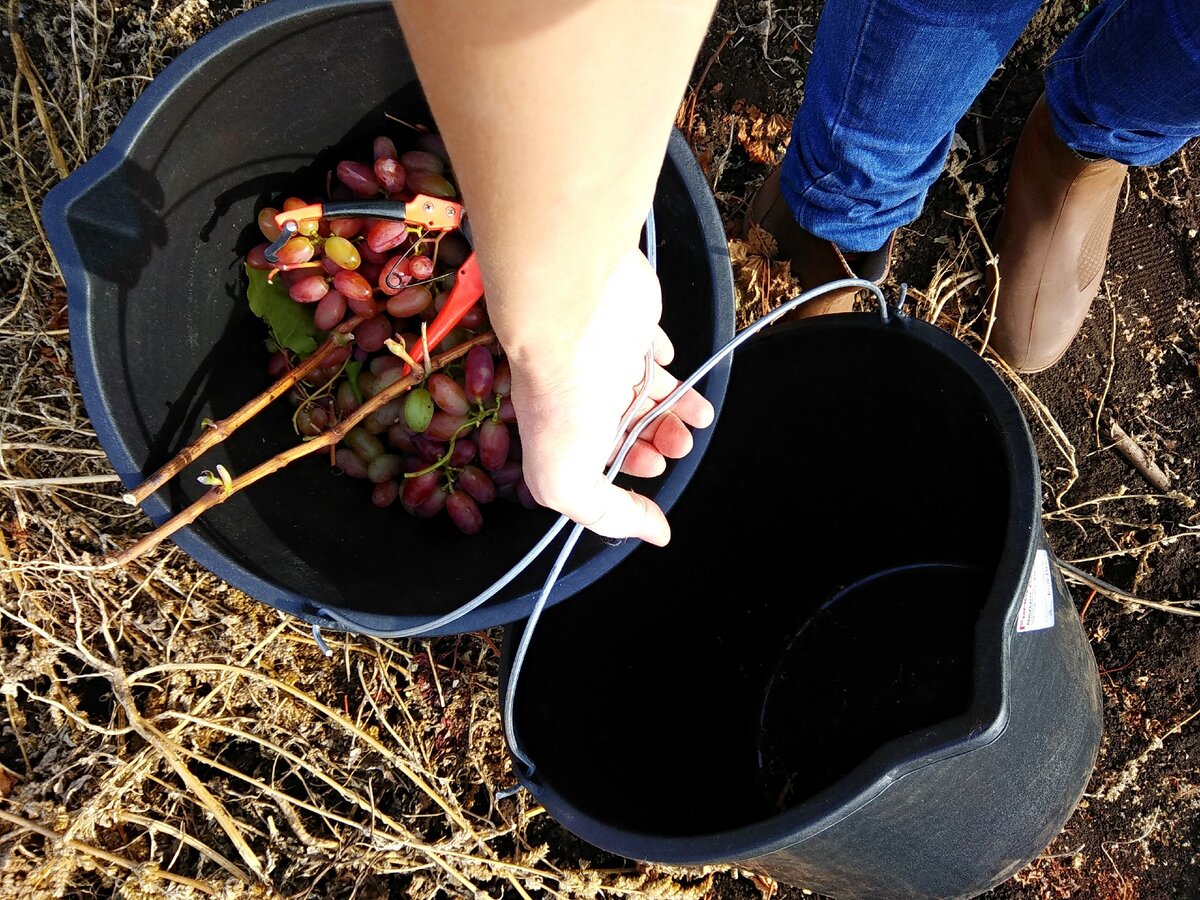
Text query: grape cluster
245 132 535 535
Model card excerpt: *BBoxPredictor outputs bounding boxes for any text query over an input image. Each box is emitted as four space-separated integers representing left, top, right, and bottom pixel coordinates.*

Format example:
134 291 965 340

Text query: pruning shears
263 193 484 373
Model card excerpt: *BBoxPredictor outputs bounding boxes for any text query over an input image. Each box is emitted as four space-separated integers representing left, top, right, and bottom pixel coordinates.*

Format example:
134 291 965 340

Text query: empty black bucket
502 310 1103 899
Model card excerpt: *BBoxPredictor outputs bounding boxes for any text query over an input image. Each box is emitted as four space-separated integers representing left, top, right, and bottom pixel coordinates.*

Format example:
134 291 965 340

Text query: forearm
391 0 716 369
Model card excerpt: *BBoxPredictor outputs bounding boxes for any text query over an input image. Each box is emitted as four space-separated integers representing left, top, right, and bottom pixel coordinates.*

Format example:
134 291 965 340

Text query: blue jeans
782 0 1200 252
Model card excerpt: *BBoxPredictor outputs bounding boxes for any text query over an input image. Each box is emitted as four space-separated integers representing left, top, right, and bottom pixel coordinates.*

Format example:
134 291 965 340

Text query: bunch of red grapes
244 132 535 535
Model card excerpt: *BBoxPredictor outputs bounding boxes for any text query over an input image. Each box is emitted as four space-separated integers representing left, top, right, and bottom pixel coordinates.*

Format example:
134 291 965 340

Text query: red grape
288 274 328 304
406 170 456 198
314 289 347 331
280 267 309 288
274 236 315 266
337 160 380 197
387 423 416 452
449 438 477 466
358 261 383 286
457 465 496 504
417 132 450 162
427 411 471 442
458 303 488 331
401 150 445 175
333 270 373 303
372 367 406 395
336 381 360 415
492 359 512 396
354 315 393 353
515 477 539 509
366 219 408 254
365 398 404 434
296 405 329 437
258 207 282 241
329 216 365 239
478 419 510 471
464 345 494 402
370 354 405 376
367 453 403 483
346 294 378 318
265 351 289 379
247 243 273 270
371 480 399 508
401 469 440 507
427 374 470 415
378 255 412 295
374 136 399 161
359 242 389 265
491 460 523 487
321 345 351 372
409 255 435 280
446 491 483 534
374 157 406 193
345 427 385 462
413 435 446 463
335 448 369 479
386 285 433 318
413 485 449 519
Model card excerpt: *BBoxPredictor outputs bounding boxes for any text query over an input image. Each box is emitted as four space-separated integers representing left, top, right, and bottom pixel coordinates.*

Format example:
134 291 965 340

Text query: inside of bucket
511 320 1014 836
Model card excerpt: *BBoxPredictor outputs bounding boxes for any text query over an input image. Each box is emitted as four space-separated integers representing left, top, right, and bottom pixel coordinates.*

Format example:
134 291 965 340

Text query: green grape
404 387 435 433
324 235 361 270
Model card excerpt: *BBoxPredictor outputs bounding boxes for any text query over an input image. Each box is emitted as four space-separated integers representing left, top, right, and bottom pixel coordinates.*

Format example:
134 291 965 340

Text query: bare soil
1 1 1197 899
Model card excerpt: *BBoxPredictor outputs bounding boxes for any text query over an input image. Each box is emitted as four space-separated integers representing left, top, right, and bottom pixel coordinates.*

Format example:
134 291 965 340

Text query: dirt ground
1 1 1198 899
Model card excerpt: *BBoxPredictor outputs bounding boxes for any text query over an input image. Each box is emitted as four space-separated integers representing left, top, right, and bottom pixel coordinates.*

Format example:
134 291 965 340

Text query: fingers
652 325 675 366
609 361 714 477
576 478 671 546
618 439 668 478
628 362 715 430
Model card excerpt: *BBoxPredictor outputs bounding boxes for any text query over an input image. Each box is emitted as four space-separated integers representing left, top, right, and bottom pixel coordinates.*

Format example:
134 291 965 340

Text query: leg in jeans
992 0 1200 372
782 0 1043 253
1046 0 1200 165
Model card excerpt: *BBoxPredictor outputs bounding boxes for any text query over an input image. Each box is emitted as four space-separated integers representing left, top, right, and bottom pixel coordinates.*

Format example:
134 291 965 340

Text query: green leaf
345 359 364 405
244 264 321 356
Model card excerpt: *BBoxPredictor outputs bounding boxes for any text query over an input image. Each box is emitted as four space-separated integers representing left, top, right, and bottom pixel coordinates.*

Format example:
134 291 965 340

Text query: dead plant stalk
110 331 495 568
123 314 365 506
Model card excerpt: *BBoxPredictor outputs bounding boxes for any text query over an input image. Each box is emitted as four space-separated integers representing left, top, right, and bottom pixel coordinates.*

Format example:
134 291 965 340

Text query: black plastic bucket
40 0 734 634
502 310 1104 899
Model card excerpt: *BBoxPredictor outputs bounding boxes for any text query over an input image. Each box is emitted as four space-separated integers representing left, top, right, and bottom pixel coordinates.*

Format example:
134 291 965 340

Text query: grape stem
405 408 493 479
109 331 497 568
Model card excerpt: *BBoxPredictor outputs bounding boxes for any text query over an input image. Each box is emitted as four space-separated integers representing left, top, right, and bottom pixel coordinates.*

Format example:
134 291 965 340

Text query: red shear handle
404 253 484 374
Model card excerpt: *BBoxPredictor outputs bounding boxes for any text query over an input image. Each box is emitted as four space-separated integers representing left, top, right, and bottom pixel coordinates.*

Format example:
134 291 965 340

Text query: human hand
499 248 715 546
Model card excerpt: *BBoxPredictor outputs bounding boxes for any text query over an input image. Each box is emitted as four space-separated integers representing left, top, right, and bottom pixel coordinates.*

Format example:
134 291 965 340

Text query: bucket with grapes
42 0 735 636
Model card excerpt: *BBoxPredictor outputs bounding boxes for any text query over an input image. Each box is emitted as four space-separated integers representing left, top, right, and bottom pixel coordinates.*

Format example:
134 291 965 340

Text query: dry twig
1107 419 1171 491
109 331 495 567
123 315 364 506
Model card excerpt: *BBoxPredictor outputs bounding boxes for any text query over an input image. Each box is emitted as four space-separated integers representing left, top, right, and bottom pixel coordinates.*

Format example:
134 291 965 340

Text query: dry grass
4 2 1199 899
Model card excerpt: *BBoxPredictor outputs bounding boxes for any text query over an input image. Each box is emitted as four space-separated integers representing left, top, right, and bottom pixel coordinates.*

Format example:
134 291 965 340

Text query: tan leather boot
745 167 894 321
990 94 1128 373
